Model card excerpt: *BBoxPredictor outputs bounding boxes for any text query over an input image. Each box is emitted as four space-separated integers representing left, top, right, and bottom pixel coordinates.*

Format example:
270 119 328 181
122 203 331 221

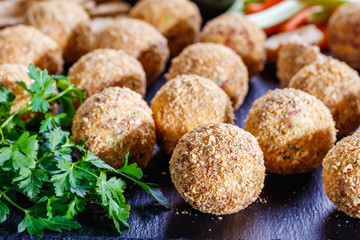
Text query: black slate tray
2 64 360 240
2 2 360 239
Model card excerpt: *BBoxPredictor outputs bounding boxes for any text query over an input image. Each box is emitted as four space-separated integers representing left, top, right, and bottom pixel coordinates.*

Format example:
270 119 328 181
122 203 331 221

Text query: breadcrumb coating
277 39 323 87
328 2 360 69
25 1 92 63
68 49 146 98
93 17 169 85
170 122 265 215
0 25 63 74
72 87 156 168
199 13 266 77
289 57 360 136
245 88 336 175
323 131 360 218
151 74 234 155
168 43 248 110
265 24 324 63
130 0 202 57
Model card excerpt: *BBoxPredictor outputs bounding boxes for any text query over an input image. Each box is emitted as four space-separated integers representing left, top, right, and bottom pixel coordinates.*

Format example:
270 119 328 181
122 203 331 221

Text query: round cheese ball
25 1 92 63
93 17 169 85
170 122 265 215
289 57 360 136
323 131 360 218
151 74 234 154
199 13 266 77
277 39 323 87
68 49 146 98
245 88 336 175
130 0 202 57
72 87 156 168
0 25 63 74
168 43 248 110
328 2 360 69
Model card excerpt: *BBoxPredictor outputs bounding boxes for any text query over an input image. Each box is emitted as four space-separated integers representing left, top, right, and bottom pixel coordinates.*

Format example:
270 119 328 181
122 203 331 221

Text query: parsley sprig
0 64 169 237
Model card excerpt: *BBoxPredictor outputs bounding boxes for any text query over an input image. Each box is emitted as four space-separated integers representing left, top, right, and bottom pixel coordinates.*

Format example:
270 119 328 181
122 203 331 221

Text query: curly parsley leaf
50 159 90 198
18 214 81 237
0 88 15 117
28 64 54 95
82 150 116 172
55 75 84 125
13 169 48 199
0 148 12 166
0 200 9 223
118 153 143 179
96 171 129 232
66 196 86 219
39 113 67 133
2 132 39 175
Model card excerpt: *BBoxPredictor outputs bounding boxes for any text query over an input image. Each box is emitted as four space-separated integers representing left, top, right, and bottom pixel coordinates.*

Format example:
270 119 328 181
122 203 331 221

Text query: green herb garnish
0 64 169 237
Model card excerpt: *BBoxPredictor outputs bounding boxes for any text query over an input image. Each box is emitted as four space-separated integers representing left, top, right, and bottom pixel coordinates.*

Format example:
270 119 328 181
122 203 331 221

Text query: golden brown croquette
323 131 360 219
130 0 202 57
170 122 265 215
289 57 360 136
167 43 248 110
25 1 92 63
93 17 169 85
245 88 336 175
0 25 63 74
277 38 324 87
199 13 266 77
328 2 360 69
71 87 156 168
265 24 324 63
68 49 146 98
151 74 234 155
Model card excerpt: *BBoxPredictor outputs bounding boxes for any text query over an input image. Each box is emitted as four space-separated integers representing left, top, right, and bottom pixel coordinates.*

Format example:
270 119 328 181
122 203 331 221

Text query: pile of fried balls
1 0 360 218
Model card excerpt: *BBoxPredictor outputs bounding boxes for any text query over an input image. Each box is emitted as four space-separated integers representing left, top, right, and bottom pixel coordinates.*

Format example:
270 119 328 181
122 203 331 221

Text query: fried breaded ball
68 49 146 98
265 24 324 63
168 43 248 110
289 57 360 136
245 88 336 175
277 38 324 87
93 17 169 85
25 1 92 63
328 2 360 69
199 13 266 77
170 122 265 215
0 25 63 74
130 0 202 57
0 63 32 113
323 131 360 218
72 87 156 168
151 74 234 155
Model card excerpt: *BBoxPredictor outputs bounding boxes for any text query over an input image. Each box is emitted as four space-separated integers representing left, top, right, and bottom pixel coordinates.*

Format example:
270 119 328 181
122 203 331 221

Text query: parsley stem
73 164 99 179
1 192 27 212
0 85 73 130
0 104 31 130
47 85 74 103
0 127 4 142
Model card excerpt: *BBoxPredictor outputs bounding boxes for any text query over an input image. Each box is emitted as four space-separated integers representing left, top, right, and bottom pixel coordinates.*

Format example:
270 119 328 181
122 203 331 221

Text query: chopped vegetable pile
227 0 358 36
